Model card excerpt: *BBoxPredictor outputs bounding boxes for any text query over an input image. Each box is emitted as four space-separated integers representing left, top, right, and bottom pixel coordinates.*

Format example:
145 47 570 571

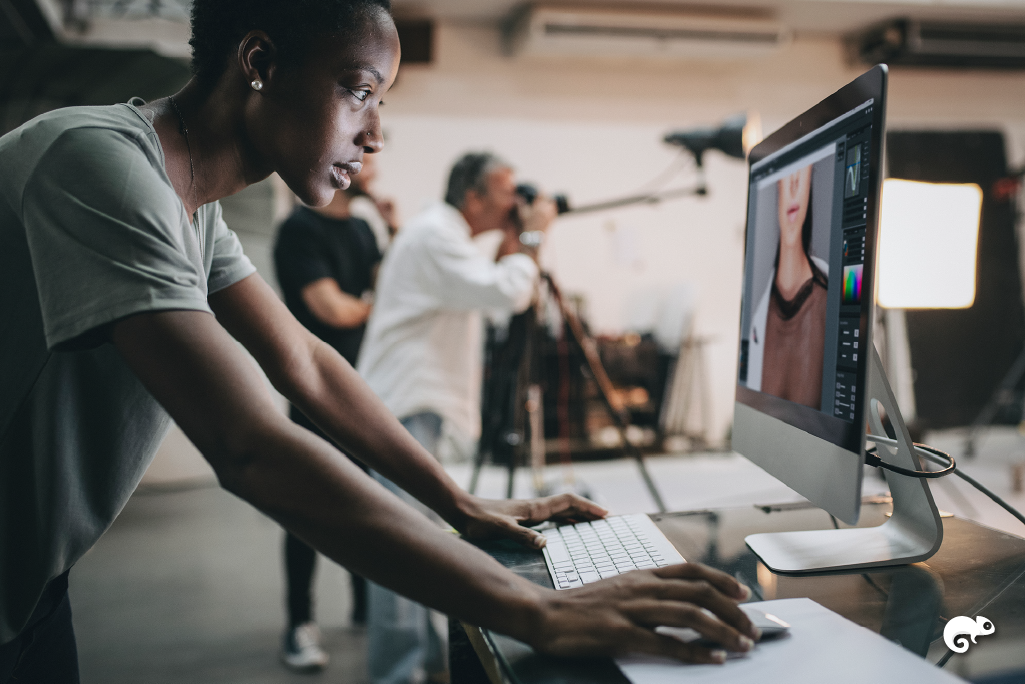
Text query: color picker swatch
843 264 863 305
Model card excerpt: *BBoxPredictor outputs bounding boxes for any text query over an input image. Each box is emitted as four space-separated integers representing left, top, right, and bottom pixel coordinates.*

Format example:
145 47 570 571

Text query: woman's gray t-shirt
0 102 256 644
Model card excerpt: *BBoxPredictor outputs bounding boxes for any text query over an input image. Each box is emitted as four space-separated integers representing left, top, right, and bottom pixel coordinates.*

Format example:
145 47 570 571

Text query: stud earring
251 79 263 91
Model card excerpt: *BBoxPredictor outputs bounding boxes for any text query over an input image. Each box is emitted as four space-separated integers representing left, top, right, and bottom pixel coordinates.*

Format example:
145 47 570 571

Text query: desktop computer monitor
732 65 943 573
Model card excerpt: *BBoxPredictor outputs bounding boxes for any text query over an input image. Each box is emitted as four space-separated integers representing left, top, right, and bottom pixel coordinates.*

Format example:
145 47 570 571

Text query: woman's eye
348 88 371 103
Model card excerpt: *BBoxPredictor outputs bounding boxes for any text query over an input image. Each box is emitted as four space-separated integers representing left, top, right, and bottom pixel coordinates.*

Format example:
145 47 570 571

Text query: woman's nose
357 114 384 154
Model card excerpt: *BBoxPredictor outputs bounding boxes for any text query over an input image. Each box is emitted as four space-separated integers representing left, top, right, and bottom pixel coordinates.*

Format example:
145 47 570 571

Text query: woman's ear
237 30 278 91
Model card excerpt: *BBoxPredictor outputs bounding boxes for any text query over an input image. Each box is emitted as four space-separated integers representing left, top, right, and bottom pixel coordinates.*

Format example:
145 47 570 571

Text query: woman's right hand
527 562 760 664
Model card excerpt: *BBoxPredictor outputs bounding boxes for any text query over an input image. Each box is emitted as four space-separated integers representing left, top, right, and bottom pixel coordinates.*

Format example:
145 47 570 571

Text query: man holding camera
356 152 555 684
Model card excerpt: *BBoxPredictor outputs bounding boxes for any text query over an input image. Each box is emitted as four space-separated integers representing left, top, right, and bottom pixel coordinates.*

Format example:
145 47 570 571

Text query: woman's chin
295 184 337 208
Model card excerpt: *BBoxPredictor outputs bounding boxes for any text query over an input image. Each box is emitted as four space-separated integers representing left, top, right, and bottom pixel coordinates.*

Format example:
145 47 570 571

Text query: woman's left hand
454 493 608 548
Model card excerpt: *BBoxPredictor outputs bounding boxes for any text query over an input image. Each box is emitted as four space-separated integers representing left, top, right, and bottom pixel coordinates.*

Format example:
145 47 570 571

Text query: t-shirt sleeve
273 215 334 293
355 217 383 267
22 127 213 350
205 201 256 294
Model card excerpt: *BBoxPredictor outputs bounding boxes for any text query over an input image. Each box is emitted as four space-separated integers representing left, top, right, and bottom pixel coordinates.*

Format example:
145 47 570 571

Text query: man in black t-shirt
273 189 382 672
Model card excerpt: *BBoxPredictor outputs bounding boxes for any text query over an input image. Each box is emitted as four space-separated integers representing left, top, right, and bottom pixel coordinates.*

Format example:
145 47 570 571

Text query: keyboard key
547 545 571 564
580 572 601 584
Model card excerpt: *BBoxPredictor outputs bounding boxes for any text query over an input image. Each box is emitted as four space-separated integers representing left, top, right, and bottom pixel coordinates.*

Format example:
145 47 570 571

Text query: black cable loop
864 436 956 479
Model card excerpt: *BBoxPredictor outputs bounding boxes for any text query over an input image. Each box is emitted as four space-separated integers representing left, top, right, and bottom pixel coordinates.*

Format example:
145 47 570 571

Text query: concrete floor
70 485 366 684
69 429 1025 683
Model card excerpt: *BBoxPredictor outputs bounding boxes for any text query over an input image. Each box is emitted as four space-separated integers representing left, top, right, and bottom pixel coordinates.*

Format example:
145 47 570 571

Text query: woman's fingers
497 515 547 548
540 493 609 521
622 600 754 653
654 562 752 602
619 626 730 664
651 578 757 639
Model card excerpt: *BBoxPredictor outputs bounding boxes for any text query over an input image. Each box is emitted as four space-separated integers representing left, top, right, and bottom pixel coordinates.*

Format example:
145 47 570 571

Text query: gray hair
444 152 510 209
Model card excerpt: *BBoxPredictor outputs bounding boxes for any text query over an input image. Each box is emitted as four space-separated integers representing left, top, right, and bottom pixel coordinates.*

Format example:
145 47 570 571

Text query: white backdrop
372 115 751 440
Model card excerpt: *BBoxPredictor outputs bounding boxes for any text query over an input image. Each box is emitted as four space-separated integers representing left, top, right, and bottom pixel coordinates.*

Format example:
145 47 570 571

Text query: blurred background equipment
472 273 671 511
851 19 1025 69
877 180 983 311
882 131 1025 438
663 112 763 168
508 112 762 221
503 4 791 61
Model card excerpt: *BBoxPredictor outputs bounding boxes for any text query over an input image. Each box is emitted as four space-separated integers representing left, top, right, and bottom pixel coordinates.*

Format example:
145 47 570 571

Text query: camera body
515 183 571 215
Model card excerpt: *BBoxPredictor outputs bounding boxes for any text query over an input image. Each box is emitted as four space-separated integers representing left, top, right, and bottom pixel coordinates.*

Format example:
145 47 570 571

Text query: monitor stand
745 348 944 574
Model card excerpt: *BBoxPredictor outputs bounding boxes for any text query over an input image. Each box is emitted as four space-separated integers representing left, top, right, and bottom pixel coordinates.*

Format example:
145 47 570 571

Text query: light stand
550 112 761 216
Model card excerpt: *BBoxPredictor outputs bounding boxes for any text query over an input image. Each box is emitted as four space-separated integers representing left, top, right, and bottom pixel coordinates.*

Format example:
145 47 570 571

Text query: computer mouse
655 605 790 649
742 606 790 641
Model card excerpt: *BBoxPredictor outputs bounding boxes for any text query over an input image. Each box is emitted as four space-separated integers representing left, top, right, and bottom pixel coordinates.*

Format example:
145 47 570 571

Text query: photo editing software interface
737 100 875 452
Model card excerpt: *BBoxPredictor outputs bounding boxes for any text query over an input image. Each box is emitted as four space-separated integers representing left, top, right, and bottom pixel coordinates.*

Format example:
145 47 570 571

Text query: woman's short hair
444 152 510 209
189 0 391 88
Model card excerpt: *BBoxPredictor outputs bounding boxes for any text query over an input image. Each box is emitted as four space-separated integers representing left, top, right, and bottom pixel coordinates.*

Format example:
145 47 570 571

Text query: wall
366 20 1025 441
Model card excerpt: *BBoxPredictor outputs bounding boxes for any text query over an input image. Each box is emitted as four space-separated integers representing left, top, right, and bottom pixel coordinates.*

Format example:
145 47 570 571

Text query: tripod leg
963 344 1025 458
541 273 668 513
634 453 667 513
506 452 516 499
468 449 484 495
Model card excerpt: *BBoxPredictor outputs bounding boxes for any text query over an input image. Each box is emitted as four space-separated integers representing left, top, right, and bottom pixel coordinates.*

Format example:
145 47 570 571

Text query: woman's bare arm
110 293 758 662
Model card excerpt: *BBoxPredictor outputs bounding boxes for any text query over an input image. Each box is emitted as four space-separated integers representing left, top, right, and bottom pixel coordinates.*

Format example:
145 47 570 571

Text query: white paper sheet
616 598 965 684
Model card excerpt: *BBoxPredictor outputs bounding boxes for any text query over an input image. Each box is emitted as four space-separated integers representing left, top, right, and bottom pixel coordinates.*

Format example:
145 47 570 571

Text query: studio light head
663 112 762 167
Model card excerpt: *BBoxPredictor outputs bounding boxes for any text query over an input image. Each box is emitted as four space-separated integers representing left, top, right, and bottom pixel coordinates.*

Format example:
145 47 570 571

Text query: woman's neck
776 243 813 300
148 79 272 217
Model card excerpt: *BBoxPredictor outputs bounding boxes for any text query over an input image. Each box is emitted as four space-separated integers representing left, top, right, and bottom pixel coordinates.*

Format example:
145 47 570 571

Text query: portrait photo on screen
743 145 836 410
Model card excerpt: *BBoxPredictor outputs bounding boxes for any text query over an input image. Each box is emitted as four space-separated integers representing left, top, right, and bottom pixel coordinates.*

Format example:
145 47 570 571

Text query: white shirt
357 202 538 441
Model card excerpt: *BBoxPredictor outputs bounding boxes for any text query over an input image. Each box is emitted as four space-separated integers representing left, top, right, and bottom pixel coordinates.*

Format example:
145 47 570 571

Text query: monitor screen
736 72 884 455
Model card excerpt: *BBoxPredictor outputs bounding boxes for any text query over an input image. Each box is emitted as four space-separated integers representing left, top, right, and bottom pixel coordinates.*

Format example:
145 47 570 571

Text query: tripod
469 271 668 513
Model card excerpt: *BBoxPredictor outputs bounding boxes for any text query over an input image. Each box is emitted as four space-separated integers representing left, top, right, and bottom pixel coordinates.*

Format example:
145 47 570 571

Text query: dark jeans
285 406 369 628
0 571 79 684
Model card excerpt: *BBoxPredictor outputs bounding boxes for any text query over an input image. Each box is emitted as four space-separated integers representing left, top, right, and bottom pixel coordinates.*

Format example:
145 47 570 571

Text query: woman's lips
330 165 350 188
786 204 801 221
331 162 362 189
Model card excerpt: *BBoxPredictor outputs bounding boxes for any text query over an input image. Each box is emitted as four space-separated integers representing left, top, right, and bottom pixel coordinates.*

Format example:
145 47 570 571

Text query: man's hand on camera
519 196 558 235
527 563 759 664
453 493 607 548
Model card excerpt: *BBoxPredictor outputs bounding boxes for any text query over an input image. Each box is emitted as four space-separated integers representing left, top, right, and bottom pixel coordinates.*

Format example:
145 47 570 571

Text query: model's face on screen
777 166 812 248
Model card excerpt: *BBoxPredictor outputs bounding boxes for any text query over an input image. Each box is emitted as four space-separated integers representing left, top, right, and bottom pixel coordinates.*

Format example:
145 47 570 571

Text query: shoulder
280 206 321 231
4 105 162 205
6 104 157 168
276 207 324 243
348 216 381 251
810 256 829 277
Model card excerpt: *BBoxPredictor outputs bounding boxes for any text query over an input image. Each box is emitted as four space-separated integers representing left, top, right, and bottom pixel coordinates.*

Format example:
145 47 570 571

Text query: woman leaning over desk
0 1 758 680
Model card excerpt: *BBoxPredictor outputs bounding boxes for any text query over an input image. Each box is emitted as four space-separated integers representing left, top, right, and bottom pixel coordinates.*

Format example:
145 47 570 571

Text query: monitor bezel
736 65 887 456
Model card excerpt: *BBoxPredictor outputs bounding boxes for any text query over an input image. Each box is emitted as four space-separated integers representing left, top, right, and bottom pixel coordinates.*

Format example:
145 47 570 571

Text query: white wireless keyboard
541 514 685 590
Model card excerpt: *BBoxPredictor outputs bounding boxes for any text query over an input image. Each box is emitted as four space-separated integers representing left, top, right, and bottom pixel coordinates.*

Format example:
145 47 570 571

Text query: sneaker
281 622 329 672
